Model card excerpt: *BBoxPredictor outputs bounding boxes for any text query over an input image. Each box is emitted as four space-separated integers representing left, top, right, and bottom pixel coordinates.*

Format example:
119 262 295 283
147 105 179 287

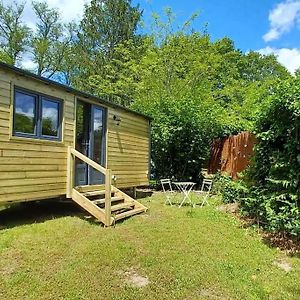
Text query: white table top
174 182 196 186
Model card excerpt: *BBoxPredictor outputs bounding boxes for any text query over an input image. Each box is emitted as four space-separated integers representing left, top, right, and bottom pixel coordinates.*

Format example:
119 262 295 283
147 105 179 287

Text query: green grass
0 193 300 300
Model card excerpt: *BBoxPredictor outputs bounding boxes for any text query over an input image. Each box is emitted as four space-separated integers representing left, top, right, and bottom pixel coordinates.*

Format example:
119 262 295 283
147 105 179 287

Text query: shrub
213 174 249 203
240 187 300 236
215 77 300 236
214 173 300 235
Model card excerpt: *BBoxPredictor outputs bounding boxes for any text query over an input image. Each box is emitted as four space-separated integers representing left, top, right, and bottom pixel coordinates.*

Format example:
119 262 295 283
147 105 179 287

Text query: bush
245 77 300 236
215 78 300 236
239 187 300 235
214 175 300 236
212 174 249 203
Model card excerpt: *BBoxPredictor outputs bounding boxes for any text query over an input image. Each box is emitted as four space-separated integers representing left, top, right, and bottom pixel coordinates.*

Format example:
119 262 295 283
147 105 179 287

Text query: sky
5 0 300 73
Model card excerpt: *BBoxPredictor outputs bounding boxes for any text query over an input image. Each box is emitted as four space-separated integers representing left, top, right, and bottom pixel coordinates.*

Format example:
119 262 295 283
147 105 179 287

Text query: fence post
105 169 112 226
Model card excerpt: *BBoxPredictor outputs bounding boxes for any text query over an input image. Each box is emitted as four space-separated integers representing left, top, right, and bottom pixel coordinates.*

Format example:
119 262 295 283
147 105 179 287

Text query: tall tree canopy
129 10 290 180
31 1 76 79
80 0 142 58
31 1 62 76
0 1 30 64
69 0 143 97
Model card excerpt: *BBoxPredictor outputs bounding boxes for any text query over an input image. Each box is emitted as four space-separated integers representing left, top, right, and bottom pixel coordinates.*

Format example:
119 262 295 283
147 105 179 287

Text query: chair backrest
160 179 173 193
201 179 213 193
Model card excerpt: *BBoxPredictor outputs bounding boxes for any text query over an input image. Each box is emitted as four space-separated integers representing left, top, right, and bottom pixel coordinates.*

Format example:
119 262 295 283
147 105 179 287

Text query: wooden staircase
67 147 147 226
72 185 147 226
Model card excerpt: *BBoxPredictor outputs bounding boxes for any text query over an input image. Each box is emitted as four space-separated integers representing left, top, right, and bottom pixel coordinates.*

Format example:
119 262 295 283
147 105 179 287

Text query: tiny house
0 62 150 226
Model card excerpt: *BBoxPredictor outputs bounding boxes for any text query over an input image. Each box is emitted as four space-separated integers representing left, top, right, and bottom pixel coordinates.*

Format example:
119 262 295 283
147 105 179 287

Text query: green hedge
215 77 300 236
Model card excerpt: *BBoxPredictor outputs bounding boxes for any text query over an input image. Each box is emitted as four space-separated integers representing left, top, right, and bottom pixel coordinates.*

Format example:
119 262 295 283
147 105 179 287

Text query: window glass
41 98 59 137
14 91 36 134
93 107 103 163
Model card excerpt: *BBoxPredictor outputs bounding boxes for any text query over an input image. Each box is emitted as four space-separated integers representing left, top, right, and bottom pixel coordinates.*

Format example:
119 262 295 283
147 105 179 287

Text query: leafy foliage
251 78 300 189
0 1 30 64
130 11 289 181
242 77 300 235
212 174 248 204
71 0 143 95
216 78 300 235
80 0 141 57
215 174 300 235
240 187 300 236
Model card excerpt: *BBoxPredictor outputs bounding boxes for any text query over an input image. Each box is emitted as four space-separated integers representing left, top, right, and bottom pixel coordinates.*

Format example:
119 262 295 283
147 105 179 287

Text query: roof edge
0 61 151 121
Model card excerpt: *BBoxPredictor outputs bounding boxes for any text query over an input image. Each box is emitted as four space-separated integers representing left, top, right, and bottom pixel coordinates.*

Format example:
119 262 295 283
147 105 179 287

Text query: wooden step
82 190 106 198
75 184 105 193
92 195 124 205
71 189 108 224
111 202 135 212
114 207 146 221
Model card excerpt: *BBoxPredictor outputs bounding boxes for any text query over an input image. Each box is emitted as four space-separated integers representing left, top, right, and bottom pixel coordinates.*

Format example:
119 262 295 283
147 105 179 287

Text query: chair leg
165 195 173 206
201 194 209 207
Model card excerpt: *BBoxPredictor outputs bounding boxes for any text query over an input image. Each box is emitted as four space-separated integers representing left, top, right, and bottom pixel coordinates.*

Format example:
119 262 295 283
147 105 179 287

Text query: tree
79 0 142 59
67 0 143 95
87 38 149 106
0 48 11 63
53 21 79 84
0 1 30 65
130 11 290 181
295 67 300 78
31 1 74 78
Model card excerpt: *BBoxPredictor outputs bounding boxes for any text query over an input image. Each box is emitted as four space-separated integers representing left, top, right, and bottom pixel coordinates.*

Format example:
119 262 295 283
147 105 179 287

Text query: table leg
186 185 195 208
179 185 192 208
178 186 186 208
176 184 196 208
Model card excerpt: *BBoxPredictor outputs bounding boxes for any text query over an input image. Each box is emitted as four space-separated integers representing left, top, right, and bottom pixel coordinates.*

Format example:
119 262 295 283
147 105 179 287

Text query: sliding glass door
75 101 106 186
89 106 106 185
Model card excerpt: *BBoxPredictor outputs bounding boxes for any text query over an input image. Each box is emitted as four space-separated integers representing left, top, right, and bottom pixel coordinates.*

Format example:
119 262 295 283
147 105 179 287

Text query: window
14 91 37 135
41 98 60 137
14 88 62 141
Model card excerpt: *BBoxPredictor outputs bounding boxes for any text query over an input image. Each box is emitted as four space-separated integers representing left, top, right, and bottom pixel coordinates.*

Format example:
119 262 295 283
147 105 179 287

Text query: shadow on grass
123 188 153 200
0 199 101 230
0 189 153 230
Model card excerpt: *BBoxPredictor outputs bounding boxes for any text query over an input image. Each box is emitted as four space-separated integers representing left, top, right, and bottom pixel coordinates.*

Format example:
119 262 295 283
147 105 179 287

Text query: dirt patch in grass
0 250 22 276
273 258 293 272
217 203 239 214
120 267 150 288
0 264 16 276
190 288 228 300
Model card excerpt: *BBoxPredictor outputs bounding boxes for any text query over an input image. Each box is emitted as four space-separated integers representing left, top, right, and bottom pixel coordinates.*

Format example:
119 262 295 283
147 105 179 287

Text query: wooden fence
208 131 256 179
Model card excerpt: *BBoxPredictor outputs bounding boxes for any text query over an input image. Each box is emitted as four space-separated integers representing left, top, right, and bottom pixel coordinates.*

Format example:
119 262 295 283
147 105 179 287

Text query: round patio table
173 182 196 208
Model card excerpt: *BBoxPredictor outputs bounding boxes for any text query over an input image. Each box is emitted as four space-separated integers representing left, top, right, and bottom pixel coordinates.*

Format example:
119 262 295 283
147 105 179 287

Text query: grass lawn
0 193 300 300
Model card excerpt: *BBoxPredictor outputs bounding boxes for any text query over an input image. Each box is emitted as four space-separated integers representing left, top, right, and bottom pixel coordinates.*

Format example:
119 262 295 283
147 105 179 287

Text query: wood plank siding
0 68 75 203
107 108 150 188
0 66 150 204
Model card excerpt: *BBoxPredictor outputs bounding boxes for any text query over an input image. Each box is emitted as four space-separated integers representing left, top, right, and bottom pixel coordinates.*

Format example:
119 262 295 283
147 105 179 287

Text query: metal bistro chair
194 179 213 207
160 179 176 206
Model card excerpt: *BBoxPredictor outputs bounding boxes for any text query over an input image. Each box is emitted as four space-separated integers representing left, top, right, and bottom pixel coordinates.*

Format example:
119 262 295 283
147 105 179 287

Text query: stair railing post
105 169 112 226
67 146 74 198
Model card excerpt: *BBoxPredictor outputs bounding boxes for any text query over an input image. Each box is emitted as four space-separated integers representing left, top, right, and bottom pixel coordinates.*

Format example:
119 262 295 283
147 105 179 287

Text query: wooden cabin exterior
0 62 150 226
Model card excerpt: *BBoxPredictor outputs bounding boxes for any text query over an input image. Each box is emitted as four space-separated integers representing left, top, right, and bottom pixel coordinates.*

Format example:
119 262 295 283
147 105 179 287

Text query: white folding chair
160 179 176 206
194 179 213 207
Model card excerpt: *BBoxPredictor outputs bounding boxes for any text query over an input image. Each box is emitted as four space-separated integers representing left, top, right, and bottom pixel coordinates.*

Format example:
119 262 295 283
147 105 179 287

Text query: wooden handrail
70 148 107 175
67 146 112 226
